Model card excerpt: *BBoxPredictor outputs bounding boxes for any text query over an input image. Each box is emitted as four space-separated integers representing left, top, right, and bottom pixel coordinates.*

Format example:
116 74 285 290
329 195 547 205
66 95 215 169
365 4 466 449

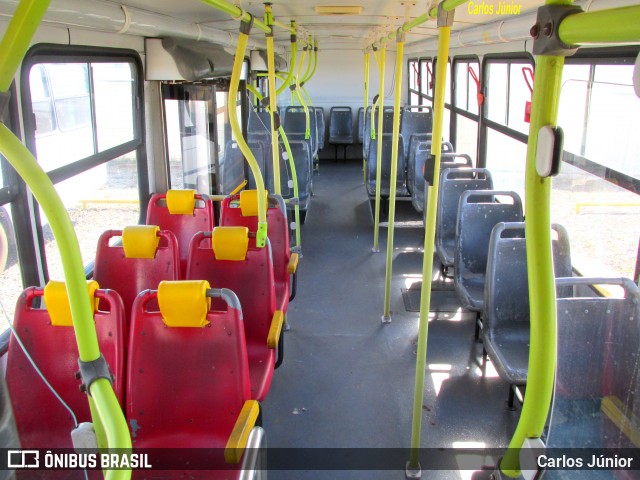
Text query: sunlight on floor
475 357 499 378
429 363 452 396
452 441 489 480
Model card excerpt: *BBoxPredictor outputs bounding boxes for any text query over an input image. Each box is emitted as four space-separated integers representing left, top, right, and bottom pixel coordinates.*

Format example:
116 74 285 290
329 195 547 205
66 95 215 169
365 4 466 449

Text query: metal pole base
372 247 380 253
405 461 422 479
381 314 392 324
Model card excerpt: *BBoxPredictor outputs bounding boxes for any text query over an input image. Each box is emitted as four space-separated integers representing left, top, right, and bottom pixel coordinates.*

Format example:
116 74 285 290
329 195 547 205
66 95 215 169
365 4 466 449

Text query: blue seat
363 106 396 161
357 107 364 144
400 106 433 160
435 168 492 269
279 140 311 215
314 107 325 150
406 136 457 212
542 277 640 467
482 222 572 405
329 106 353 161
454 190 523 314
284 107 318 159
365 134 406 197
220 140 267 194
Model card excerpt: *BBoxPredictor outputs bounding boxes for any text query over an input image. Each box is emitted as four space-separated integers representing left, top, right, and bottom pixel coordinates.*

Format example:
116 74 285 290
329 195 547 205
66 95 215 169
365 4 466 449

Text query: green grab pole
372 43 386 253
363 50 370 184
408 23 451 470
265 6 281 196
90 381 133 480
273 19 294 33
558 5 640 46
246 84 302 249
302 41 318 84
229 31 268 247
0 128 99 359
301 36 314 83
276 22 297 97
501 54 567 480
502 1 571 475
0 0 50 92
0 126 133 467
382 35 404 322
370 95 379 141
295 82 311 140
301 86 313 107
369 0 470 47
200 0 271 33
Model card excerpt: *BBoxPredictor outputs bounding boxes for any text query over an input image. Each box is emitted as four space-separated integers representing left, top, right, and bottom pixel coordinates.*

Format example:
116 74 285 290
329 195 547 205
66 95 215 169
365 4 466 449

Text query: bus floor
262 160 522 479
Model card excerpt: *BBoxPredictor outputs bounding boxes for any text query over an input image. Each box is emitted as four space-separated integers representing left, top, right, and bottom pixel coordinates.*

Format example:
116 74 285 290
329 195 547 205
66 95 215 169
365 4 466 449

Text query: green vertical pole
408 5 453 471
372 43 386 253
501 1 571 475
381 33 404 322
264 4 281 195
363 50 370 184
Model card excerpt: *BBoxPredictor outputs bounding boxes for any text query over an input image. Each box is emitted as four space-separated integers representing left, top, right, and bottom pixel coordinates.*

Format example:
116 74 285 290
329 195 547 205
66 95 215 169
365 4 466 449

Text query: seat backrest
484 222 572 334
366 134 405 196
314 107 325 149
186 229 276 348
146 191 215 276
6 285 125 448
284 108 318 155
436 168 493 265
400 108 433 159
219 193 290 302
127 282 250 448
546 277 640 451
248 110 272 133
280 139 311 203
363 106 396 159
93 226 180 317
329 107 353 142
357 107 364 144
455 190 523 279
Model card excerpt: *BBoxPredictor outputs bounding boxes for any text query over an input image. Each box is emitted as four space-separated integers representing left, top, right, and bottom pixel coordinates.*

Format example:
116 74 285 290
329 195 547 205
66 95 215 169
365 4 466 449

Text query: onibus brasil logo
7 450 152 469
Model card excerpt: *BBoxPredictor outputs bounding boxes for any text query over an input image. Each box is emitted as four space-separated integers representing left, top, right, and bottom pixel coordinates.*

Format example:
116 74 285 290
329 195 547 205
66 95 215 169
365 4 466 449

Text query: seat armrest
225 400 260 464
288 253 299 274
267 310 284 349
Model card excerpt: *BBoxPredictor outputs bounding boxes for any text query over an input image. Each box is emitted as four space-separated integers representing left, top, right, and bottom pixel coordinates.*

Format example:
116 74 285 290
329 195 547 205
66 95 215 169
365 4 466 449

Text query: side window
24 50 147 283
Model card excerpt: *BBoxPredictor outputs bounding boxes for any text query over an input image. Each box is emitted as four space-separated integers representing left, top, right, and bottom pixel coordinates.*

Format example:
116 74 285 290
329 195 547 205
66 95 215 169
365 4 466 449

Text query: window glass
485 128 526 203
454 61 480 115
42 154 139 281
507 63 533 134
455 114 478 162
444 61 451 105
29 61 137 171
552 162 640 279
486 63 508 125
585 65 640 180
165 91 216 194
93 63 135 150
409 60 419 91
558 65 591 155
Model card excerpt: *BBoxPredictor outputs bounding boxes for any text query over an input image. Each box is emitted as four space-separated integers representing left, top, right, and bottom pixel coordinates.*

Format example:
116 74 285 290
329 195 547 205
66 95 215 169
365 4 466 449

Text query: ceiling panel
115 0 544 50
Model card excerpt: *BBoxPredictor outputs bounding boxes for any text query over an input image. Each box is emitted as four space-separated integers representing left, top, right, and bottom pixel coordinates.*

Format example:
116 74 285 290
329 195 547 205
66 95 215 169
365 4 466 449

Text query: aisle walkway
263 160 520 479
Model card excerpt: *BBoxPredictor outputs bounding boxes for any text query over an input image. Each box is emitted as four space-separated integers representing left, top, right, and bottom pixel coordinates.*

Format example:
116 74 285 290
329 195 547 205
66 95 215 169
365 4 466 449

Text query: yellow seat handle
267 310 284 349
225 400 260 464
166 189 197 215
157 280 211 327
288 252 299 274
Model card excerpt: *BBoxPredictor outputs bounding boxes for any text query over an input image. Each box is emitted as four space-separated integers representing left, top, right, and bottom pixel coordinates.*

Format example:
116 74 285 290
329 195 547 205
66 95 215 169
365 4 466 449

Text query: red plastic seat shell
186 232 276 401
146 193 215 277
6 287 126 449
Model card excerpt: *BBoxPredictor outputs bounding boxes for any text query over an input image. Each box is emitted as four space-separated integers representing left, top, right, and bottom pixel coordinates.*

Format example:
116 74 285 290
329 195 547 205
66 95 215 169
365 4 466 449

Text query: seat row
7 280 263 478
6 188 299 478
422 161 569 405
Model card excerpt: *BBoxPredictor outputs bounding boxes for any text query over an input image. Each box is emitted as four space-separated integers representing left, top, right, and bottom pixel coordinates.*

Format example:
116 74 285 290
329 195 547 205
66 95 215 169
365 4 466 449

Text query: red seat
186 227 282 401
127 281 261 479
6 284 125 450
219 191 297 313
93 226 180 321
146 191 215 277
